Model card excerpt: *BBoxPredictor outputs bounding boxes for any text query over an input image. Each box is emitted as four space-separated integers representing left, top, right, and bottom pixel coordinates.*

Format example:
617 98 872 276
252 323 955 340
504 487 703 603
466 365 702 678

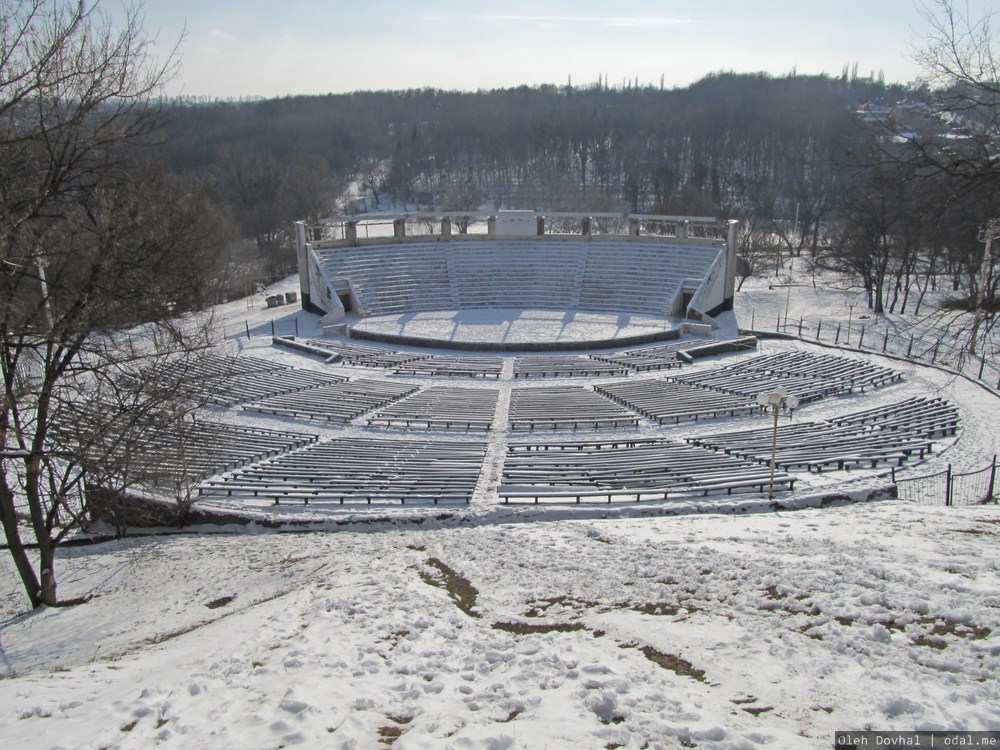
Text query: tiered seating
577 241 721 314
157 353 286 380
318 243 455 315
672 368 840 404
595 380 757 424
591 337 757 372
508 386 640 430
724 351 901 391
150 354 289 401
828 396 958 438
198 437 488 505
591 345 685 372
316 239 722 317
513 356 629 379
367 387 498 431
499 438 796 503
207 369 346 407
135 422 318 483
392 355 504 378
673 351 902 405
687 397 958 472
448 241 581 309
301 338 430 368
243 379 417 423
61 414 318 488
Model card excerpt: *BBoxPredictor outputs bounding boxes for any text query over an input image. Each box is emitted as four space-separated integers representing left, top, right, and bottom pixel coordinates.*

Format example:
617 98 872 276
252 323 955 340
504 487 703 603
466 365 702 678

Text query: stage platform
346 308 735 352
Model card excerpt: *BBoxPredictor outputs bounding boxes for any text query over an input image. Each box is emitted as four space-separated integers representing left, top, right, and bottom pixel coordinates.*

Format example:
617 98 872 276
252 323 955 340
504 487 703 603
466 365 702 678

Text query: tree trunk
873 273 885 314
0 480 43 608
900 262 912 314
39 544 58 606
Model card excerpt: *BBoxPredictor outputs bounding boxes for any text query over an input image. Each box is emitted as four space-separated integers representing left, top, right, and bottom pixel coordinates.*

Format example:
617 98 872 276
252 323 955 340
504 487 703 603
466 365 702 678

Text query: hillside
1 502 997 748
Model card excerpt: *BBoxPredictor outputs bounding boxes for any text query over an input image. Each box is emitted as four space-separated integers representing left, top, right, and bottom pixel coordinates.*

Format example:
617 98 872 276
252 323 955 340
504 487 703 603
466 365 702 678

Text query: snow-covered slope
1 503 998 748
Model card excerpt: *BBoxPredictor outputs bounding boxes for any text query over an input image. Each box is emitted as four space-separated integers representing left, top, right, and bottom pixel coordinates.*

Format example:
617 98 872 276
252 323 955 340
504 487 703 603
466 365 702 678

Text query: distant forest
157 71 995 318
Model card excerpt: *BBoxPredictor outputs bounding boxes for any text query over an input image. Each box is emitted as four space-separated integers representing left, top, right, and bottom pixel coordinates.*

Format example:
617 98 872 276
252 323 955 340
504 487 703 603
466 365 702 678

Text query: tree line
160 72 897 257
156 56 996 334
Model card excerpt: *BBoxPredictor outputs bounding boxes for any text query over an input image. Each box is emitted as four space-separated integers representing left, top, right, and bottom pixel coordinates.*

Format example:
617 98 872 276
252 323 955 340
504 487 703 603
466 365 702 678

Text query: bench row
687 397 959 472
198 438 488 505
500 438 796 502
595 380 758 424
508 387 640 430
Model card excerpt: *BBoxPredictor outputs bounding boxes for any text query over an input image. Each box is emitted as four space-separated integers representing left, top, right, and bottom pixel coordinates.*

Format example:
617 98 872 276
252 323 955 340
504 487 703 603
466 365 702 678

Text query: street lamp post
756 386 800 499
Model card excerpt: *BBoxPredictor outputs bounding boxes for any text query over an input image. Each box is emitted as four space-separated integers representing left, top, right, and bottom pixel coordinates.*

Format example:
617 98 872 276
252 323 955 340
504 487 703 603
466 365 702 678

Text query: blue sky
132 0 995 98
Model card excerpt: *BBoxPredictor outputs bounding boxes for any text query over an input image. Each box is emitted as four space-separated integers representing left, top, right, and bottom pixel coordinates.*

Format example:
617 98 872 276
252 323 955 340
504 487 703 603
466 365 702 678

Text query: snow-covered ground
350 307 691 347
1 266 998 748
1 503 997 748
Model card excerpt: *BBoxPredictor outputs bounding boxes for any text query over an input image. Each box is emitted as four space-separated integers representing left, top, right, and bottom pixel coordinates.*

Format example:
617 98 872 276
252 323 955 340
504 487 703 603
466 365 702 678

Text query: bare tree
910 1 999 354
215 143 290 273
907 0 1000 189
855 1 1000 355
0 1 225 610
359 158 388 209
735 215 778 291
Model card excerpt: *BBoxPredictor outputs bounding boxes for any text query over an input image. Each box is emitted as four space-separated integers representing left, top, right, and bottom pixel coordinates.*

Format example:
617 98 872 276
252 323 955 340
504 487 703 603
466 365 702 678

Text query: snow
2 504 998 748
1 265 998 748
349 307 716 347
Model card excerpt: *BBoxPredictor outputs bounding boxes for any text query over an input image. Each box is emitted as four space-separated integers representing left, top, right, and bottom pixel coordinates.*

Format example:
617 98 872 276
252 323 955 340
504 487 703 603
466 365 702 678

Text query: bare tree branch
0 1 222 611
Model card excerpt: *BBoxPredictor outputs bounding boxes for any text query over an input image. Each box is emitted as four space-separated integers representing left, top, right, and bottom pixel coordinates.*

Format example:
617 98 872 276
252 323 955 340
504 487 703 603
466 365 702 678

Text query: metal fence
893 457 998 506
216 314 302 342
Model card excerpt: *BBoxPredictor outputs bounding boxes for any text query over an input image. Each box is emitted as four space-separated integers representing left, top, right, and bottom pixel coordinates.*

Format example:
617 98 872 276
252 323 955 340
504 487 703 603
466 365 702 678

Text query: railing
307 211 728 246
744 311 1000 392
893 457 998 506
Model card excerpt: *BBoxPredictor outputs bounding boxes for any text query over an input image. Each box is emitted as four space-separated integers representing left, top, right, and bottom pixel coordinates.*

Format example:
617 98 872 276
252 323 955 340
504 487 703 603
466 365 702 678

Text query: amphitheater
148 211 978 519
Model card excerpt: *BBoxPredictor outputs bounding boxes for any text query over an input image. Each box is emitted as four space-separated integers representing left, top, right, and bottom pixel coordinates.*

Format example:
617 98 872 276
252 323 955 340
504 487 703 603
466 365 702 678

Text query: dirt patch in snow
491 620 588 635
619 641 707 682
417 557 480 618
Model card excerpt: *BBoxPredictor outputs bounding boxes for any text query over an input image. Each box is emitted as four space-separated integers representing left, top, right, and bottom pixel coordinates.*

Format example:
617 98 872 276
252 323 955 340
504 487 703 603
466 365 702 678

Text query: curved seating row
244 379 417 423
508 386 640 431
367 387 499 431
315 239 721 317
276 335 758 378
499 438 796 503
198 437 488 505
686 397 959 472
595 380 758 424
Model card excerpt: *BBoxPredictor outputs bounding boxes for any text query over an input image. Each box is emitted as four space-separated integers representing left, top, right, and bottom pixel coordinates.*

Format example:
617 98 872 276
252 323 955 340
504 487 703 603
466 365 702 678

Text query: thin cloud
479 15 694 28
205 29 236 43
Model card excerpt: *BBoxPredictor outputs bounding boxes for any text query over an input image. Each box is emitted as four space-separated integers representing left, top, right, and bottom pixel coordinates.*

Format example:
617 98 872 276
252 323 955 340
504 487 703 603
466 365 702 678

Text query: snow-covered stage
347 307 725 350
